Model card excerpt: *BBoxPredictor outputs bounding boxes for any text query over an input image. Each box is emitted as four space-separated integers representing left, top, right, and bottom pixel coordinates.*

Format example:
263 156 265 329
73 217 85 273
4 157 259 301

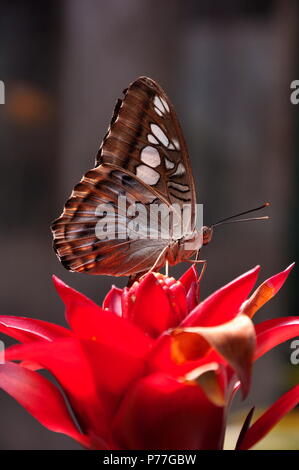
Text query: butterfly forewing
51 77 197 276
96 77 196 220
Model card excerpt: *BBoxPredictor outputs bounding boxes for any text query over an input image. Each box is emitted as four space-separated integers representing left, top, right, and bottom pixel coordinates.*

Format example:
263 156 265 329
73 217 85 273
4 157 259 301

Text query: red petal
102 286 123 316
182 265 260 327
112 372 225 450
52 275 152 353
122 273 185 337
171 315 256 397
235 407 255 449
255 316 299 360
180 265 200 307
183 362 227 406
179 265 199 291
148 331 226 379
264 262 294 291
5 338 107 438
0 362 90 447
5 336 147 440
0 315 71 343
238 385 299 449
241 263 295 318
185 281 200 313
167 280 189 323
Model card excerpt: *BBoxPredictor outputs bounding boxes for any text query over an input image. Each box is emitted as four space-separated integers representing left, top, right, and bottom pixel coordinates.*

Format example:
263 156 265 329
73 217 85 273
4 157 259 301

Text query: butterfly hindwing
52 163 168 275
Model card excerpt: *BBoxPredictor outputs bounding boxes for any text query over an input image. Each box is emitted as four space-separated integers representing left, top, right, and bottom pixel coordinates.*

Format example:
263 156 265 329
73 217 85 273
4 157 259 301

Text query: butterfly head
202 226 213 245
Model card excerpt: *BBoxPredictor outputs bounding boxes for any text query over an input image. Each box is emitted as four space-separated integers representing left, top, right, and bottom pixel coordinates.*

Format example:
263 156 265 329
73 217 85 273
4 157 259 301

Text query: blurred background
0 0 298 449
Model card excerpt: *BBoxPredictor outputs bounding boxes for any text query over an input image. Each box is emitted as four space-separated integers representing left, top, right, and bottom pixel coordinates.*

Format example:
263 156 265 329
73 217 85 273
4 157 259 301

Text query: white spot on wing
168 181 189 192
154 106 163 117
136 165 160 185
150 124 169 147
164 157 175 169
160 97 170 112
147 134 159 145
140 146 161 168
172 163 186 177
172 138 180 150
154 96 165 113
168 142 176 150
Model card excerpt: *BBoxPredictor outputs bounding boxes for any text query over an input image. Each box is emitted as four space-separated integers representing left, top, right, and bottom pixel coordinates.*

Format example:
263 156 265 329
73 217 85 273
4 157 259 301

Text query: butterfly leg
148 245 169 274
198 260 207 282
127 247 168 286
165 260 169 277
186 258 207 282
127 272 147 287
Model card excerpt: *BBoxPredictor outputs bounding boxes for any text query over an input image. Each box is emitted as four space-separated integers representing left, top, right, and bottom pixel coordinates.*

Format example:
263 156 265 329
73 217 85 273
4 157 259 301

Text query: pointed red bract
238 385 299 449
182 266 260 327
179 264 199 292
102 286 123 316
0 315 72 343
5 338 107 438
242 263 295 318
122 272 187 337
0 362 91 448
52 275 153 353
264 262 294 292
179 265 200 311
255 317 299 360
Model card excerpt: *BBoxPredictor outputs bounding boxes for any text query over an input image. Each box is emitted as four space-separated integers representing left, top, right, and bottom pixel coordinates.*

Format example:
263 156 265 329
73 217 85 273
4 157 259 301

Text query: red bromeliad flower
0 263 299 449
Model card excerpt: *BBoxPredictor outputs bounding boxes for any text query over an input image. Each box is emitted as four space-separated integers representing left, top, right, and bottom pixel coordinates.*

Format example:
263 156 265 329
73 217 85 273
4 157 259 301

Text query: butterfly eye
202 226 213 245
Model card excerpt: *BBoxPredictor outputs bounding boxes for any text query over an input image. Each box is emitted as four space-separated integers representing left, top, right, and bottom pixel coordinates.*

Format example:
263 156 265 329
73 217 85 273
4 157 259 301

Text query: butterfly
51 77 213 280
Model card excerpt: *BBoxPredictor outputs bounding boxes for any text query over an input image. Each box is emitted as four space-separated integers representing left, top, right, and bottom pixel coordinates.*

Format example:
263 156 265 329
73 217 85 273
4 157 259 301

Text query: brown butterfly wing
52 164 168 276
51 77 197 276
96 77 196 223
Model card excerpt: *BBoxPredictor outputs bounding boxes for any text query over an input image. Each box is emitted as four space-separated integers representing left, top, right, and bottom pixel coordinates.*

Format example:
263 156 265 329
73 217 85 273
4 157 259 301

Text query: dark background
0 0 298 449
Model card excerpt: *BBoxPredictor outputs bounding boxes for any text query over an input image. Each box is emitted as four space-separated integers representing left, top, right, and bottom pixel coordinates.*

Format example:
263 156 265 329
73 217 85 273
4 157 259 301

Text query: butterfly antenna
214 216 269 226
212 202 270 228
